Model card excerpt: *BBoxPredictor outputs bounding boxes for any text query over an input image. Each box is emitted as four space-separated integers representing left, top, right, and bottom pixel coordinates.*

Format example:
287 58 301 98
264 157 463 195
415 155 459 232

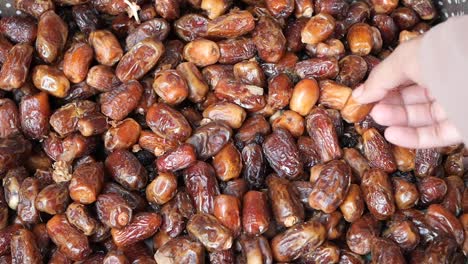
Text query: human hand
352 37 462 149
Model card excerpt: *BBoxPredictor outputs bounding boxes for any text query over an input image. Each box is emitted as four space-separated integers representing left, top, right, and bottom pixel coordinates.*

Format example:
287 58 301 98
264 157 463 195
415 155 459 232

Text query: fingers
352 37 422 104
379 85 434 105
371 101 447 127
385 120 463 148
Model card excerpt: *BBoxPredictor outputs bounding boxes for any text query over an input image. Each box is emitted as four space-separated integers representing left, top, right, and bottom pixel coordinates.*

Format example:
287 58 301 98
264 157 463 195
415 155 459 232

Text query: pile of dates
0 0 465 263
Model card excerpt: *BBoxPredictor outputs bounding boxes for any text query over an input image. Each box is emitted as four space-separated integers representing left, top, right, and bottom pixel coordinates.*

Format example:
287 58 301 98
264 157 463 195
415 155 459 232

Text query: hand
352 37 462 149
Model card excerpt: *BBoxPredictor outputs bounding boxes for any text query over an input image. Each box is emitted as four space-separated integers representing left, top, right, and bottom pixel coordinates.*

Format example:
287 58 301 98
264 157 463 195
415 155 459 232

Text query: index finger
352 37 422 104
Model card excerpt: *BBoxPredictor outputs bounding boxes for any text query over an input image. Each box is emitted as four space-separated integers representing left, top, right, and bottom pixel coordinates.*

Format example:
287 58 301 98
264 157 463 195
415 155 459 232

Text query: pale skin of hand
352 37 462 149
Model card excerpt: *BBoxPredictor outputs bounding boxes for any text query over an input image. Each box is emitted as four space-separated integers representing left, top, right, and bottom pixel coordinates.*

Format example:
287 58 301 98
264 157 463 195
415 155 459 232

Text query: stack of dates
0 0 465 263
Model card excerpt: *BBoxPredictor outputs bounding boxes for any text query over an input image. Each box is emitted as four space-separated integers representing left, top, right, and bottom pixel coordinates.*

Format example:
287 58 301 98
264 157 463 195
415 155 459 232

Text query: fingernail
352 84 364 99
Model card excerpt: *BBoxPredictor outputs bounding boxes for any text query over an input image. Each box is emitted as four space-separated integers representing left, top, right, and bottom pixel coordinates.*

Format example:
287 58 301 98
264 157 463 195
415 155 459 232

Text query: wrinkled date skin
271 221 326 262
417 176 447 205
0 43 33 90
116 38 164 81
100 80 143 121
242 191 271 236
105 149 148 190
214 79 266 112
263 128 303 180
11 228 42 264
361 169 396 220
362 128 397 173
414 148 441 177
305 107 342 162
111 212 162 247
187 213 233 252
241 143 267 189
346 214 381 255
309 160 351 213
184 161 220 214
426 204 464 245
267 175 304 227
252 16 286 63
295 57 340 80
0 98 21 138
36 11 68 63
46 214 91 261
154 237 205 264
186 121 232 160
370 237 406 264
146 103 192 142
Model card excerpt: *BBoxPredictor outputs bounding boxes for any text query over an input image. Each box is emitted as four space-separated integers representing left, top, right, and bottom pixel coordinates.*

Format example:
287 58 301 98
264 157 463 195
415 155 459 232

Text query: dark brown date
417 176 447 205
100 80 143 121
214 79 266 112
96 193 133 229
146 103 192 142
66 202 98 236
154 237 204 264
305 107 342 162
186 121 232 160
35 183 69 215
46 214 91 261
0 43 33 90
36 10 68 63
362 128 397 173
346 214 381 255
206 10 255 38
111 212 162 247
242 191 271 236
187 213 233 251
414 148 441 177
361 169 395 220
267 175 304 227
263 128 303 180
0 98 21 138
105 149 148 190
218 38 256 64
183 161 220 214
370 237 405 264
252 16 286 63
10 229 42 264
125 18 170 49
18 177 40 224
271 221 326 262
295 57 340 80
69 161 104 204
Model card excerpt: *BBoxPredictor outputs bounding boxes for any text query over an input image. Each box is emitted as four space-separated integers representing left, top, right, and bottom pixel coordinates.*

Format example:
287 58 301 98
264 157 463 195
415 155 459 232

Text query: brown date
301 13 336 45
214 79 266 112
0 98 21 138
86 65 121 92
263 128 303 180
96 193 133 229
346 214 381 255
392 145 415 172
271 221 326 262
267 174 304 227
362 128 397 173
305 107 342 162
252 15 286 63
297 136 320 169
241 143 267 189
103 118 141 151
72 3 101 35
392 177 419 210
212 142 242 181
111 212 161 247
32 65 70 98
370 237 405 264
203 102 246 129
116 38 164 82
444 151 464 176
0 43 33 90
66 202 98 236
146 172 177 205
242 191 271 236
318 80 352 111
176 62 209 103
138 130 178 156
295 57 340 80
442 175 464 215
88 30 123 66
146 103 192 142
156 143 196 172
154 237 205 264
414 148 441 177
308 160 351 213
15 0 54 18
187 121 232 160
100 80 143 121
426 204 464 245
36 10 68 63
391 7 420 29
233 60 266 88
417 176 447 205
105 149 148 190
361 169 395 220
402 0 436 20
49 100 97 136
102 182 147 212
343 147 369 183
0 136 31 175
218 38 256 64
213 195 241 237
125 18 170 49
187 213 233 251
69 161 104 204
153 69 188 106
340 184 365 222
46 214 91 261
383 219 420 251
10 229 42 264
35 183 69 215
206 10 255 38
18 177 40 224
62 42 94 84
20 92 50 140
175 14 208 42
184 161 220 214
